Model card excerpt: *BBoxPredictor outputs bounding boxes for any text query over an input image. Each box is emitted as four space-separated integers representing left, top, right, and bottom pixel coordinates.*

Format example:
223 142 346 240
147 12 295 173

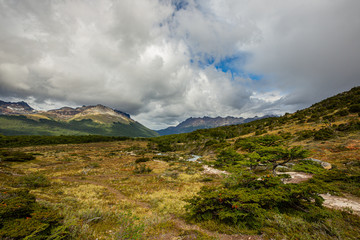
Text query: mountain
157 115 274 136
0 102 158 137
0 100 35 115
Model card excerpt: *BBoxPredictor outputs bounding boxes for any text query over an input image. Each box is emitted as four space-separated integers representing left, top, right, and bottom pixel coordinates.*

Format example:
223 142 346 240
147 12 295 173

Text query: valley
0 87 360 239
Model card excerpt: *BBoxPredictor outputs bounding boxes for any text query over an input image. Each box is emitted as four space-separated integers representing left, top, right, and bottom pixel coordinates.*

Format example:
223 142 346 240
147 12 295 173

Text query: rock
285 162 295 168
302 158 332 170
320 161 332 170
275 165 291 172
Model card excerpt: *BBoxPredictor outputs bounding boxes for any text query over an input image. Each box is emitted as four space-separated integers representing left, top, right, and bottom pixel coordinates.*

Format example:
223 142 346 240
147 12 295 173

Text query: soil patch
320 194 360 215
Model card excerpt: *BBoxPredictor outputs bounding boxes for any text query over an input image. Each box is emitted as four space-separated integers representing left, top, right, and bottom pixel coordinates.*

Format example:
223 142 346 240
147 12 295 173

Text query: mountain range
157 115 275 135
0 101 158 137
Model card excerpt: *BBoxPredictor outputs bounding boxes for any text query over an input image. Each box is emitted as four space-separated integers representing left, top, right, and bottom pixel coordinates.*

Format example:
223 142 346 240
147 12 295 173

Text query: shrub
133 164 152 174
296 130 314 140
0 150 35 162
155 155 177 162
293 160 325 174
0 189 35 221
186 173 324 230
335 109 349 116
135 157 150 163
156 141 173 152
0 188 68 239
215 148 243 167
314 128 336 140
349 104 360 113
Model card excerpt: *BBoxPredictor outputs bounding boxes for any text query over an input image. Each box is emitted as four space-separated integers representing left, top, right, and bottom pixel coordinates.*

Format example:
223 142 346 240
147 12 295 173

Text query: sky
0 0 359 129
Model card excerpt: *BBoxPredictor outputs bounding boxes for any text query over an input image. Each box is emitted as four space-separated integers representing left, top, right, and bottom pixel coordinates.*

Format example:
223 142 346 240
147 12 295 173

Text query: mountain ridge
157 115 276 135
0 100 35 115
0 101 158 137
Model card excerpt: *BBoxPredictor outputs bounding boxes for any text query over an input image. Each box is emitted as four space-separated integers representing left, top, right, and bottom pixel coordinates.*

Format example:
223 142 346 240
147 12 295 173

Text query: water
187 155 201 162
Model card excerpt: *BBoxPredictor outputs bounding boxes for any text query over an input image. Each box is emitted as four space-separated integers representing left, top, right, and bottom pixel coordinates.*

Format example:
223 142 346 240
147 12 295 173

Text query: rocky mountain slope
0 100 35 115
0 102 158 137
157 115 273 135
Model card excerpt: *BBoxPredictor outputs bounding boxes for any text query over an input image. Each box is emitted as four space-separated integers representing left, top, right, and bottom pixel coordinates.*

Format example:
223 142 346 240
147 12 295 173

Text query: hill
157 115 273 135
152 86 360 150
0 102 158 137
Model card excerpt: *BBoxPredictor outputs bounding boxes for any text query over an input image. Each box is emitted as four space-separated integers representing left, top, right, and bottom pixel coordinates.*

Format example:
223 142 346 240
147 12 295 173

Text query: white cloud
0 0 359 129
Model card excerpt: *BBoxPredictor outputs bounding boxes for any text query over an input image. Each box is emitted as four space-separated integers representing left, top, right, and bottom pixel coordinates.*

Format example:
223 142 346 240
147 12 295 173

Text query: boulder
302 158 332 170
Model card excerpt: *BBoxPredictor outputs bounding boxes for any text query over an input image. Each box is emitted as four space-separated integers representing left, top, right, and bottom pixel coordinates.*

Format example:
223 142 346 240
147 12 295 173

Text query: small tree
215 148 244 167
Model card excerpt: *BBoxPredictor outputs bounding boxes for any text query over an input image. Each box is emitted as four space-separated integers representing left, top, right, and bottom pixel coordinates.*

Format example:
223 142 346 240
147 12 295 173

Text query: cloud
0 0 359 129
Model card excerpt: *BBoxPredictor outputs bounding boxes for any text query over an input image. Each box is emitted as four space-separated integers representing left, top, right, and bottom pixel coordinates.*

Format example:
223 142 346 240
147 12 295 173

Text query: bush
135 157 150 163
186 173 324 230
0 150 35 162
293 160 325 174
157 142 173 152
0 188 68 239
215 148 243 167
296 130 314 140
335 109 349 116
314 128 336 140
0 189 35 221
349 104 360 113
133 164 152 174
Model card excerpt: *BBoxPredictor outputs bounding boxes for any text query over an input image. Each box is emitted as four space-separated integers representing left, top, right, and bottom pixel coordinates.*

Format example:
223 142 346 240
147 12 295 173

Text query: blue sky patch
191 53 263 81
172 0 189 11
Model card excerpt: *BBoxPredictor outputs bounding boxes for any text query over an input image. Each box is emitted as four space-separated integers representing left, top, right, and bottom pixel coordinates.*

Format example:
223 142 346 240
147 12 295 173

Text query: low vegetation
0 86 359 239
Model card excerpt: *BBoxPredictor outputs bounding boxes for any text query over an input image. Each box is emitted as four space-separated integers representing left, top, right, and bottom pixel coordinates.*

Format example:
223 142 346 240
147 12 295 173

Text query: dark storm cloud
0 0 359 129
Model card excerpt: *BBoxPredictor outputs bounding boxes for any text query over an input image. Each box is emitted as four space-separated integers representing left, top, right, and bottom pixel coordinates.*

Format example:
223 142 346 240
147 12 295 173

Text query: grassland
1 128 360 239
1 87 360 239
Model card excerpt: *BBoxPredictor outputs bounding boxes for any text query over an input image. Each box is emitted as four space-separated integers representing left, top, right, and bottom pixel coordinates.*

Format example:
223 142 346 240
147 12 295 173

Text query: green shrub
314 127 336 140
215 148 243 167
296 130 314 140
186 173 324 230
0 150 35 162
293 160 325 174
313 169 360 197
133 164 152 174
335 109 349 116
155 155 177 162
0 189 35 221
156 142 173 152
350 104 360 113
0 188 68 239
135 157 150 163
